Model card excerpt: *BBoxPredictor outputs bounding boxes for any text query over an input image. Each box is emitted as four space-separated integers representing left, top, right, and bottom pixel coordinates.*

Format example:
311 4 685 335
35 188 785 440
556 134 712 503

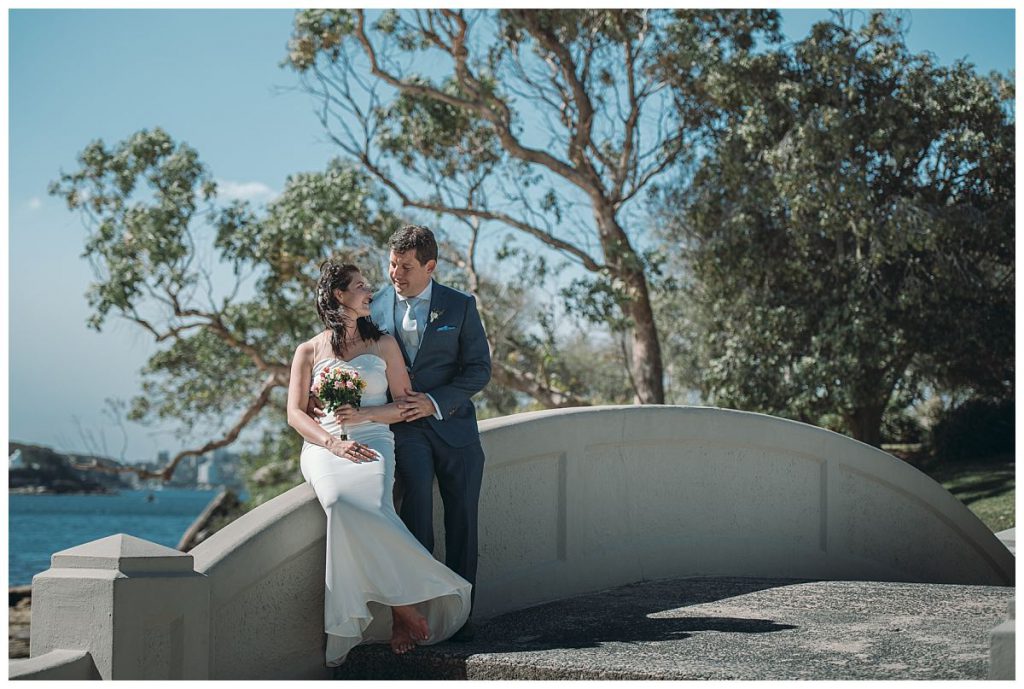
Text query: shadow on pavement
337 576 807 678
464 576 802 651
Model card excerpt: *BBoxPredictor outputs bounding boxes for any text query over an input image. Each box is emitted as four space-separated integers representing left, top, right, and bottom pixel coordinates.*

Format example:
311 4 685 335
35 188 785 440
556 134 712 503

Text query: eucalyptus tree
666 12 1014 445
284 8 781 404
50 128 619 482
50 128 400 479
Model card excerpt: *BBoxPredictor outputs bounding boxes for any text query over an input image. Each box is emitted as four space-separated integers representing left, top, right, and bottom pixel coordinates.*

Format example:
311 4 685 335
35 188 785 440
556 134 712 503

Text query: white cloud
28 197 42 210
215 179 277 204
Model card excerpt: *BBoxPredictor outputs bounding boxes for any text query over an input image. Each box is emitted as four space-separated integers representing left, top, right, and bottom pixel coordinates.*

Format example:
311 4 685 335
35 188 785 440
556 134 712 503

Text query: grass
914 454 1015 534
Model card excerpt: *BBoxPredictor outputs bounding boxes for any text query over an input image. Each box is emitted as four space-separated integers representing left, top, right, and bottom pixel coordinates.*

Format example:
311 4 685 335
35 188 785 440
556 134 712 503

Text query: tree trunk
845 404 885 447
594 205 665 404
624 268 665 404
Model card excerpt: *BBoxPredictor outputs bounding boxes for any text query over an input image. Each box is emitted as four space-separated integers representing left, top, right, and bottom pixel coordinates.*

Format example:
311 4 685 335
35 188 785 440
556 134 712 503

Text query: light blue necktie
401 297 420 359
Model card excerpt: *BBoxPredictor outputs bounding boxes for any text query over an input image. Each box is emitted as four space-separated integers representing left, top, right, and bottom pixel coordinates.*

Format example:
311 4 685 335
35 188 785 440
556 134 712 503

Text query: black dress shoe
450 620 475 643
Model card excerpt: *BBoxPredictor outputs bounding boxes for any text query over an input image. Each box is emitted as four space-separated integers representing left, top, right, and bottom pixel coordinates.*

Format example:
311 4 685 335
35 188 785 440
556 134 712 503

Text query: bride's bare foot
393 604 431 643
389 616 416 655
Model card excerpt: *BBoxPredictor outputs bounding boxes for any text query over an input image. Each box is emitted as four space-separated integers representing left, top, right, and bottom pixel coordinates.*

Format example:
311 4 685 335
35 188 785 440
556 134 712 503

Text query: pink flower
346 381 354 389
333 380 342 389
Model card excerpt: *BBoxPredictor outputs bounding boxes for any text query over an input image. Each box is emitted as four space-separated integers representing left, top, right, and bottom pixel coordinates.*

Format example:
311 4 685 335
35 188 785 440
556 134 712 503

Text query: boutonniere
430 309 443 324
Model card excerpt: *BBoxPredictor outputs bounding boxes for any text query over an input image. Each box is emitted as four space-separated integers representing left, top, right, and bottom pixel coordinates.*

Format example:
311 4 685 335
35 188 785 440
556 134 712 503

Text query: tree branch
491 359 589 408
126 309 206 343
71 375 279 481
166 289 289 379
613 15 643 201
351 10 599 194
512 10 601 187
357 152 605 271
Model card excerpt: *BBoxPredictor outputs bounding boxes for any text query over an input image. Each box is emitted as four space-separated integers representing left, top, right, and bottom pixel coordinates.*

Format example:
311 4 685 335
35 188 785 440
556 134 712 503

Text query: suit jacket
371 280 491 448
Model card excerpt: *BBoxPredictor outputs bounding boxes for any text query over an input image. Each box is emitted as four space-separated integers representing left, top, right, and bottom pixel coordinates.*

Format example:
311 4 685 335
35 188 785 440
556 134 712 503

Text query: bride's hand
324 436 379 463
334 404 370 426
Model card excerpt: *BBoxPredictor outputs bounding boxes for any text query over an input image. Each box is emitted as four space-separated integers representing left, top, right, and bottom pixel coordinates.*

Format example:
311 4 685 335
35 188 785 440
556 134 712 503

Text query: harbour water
8 489 221 586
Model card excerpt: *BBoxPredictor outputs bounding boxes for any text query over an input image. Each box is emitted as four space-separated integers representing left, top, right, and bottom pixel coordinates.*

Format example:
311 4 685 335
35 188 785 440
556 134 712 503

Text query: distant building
196 449 243 490
140 447 245 491
197 456 220 488
129 460 164 490
169 454 198 488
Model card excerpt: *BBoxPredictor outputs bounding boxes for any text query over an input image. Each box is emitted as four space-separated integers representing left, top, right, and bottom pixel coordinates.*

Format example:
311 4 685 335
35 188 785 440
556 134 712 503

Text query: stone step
334 576 1013 681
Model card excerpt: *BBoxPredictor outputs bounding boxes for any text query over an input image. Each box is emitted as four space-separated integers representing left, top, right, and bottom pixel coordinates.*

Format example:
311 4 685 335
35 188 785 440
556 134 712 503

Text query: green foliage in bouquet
312 366 367 413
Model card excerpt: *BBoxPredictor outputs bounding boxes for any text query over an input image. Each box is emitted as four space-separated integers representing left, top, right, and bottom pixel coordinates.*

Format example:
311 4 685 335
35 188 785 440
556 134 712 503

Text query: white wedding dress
300 351 472 667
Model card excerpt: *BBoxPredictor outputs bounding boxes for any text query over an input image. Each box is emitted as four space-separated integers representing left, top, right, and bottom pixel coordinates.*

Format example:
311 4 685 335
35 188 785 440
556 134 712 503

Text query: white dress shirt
394 282 443 420
395 281 433 354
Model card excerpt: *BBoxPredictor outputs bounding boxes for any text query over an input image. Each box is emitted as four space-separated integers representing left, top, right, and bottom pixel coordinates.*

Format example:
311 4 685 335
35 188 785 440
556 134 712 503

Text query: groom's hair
389 225 438 266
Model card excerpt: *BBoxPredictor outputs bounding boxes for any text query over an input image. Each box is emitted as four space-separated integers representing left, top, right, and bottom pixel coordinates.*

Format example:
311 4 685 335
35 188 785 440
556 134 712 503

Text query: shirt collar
397 280 432 304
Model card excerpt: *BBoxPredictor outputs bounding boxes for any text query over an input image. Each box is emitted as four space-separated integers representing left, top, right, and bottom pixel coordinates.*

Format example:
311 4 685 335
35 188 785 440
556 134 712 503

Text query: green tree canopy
663 12 1014 445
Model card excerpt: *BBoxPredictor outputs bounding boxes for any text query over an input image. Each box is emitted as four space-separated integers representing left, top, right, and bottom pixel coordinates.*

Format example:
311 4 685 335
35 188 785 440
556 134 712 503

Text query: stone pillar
989 598 1015 680
29 534 209 680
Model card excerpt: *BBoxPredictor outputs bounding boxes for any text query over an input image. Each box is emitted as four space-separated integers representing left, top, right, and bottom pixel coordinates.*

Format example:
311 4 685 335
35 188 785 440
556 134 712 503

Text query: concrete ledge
9 650 100 680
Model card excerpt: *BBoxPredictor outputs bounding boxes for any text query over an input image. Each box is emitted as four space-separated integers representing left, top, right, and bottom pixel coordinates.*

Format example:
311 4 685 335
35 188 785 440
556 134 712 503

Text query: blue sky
6 8 1017 463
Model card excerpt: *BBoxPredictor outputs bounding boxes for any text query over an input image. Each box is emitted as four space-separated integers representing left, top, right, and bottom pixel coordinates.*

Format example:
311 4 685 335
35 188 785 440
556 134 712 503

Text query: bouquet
311 366 367 439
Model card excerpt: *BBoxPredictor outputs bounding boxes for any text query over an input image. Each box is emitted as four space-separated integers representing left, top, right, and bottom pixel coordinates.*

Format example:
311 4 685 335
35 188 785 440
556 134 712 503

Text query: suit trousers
393 421 485 604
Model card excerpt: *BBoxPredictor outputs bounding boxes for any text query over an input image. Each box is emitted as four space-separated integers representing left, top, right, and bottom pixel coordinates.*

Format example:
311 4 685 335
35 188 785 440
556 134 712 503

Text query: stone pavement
334 576 1013 680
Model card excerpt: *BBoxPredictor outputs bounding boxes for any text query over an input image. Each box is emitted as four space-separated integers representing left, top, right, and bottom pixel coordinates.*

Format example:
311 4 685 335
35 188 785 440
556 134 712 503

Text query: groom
371 224 491 638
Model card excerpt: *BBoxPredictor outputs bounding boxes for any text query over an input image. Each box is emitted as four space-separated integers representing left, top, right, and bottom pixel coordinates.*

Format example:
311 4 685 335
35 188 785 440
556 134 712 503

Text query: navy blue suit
371 281 491 595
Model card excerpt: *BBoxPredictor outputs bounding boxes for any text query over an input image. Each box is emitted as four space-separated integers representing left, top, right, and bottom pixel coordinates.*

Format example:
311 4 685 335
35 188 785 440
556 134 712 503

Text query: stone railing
467 405 1013 614
10 406 1015 680
190 482 329 679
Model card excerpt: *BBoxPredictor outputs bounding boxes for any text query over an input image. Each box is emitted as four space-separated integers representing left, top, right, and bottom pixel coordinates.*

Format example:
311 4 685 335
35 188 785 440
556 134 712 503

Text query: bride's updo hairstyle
316 260 385 357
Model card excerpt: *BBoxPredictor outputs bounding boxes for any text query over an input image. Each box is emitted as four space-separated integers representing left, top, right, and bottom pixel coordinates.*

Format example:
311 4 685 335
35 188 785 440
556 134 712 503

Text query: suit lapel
415 281 443 359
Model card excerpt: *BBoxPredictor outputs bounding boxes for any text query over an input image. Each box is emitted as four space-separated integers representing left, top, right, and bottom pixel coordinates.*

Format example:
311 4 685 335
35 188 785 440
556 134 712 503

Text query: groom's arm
425 295 491 419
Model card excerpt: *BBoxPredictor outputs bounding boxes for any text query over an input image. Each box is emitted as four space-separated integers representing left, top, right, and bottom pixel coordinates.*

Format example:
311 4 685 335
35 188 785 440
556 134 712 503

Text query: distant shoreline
9 486 119 496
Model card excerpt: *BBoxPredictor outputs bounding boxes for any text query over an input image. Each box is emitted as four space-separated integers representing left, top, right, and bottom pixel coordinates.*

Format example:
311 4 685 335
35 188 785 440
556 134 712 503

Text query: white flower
430 309 443 323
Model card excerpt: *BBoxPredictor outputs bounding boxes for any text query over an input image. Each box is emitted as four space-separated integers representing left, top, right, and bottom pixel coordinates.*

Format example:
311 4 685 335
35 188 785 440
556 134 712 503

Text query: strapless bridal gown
300 353 472 667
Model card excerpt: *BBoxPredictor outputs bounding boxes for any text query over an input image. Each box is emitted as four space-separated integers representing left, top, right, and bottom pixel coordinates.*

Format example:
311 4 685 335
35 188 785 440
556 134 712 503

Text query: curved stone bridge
13 406 1014 680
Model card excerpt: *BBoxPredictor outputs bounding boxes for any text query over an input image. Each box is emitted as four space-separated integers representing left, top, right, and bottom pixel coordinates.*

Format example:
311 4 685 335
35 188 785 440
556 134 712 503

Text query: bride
286 260 471 666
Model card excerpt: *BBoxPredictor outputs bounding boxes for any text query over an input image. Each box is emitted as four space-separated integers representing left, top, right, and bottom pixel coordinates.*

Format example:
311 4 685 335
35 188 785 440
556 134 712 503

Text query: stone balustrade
9 406 1015 680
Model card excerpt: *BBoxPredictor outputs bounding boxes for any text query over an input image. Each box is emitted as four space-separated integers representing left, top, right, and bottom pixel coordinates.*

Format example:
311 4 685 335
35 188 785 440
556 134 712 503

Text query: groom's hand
306 394 326 420
397 388 434 422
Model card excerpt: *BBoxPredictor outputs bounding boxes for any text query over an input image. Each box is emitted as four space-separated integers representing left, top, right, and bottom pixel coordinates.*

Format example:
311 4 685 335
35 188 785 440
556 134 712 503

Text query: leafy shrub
881 409 925 445
929 398 1014 461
